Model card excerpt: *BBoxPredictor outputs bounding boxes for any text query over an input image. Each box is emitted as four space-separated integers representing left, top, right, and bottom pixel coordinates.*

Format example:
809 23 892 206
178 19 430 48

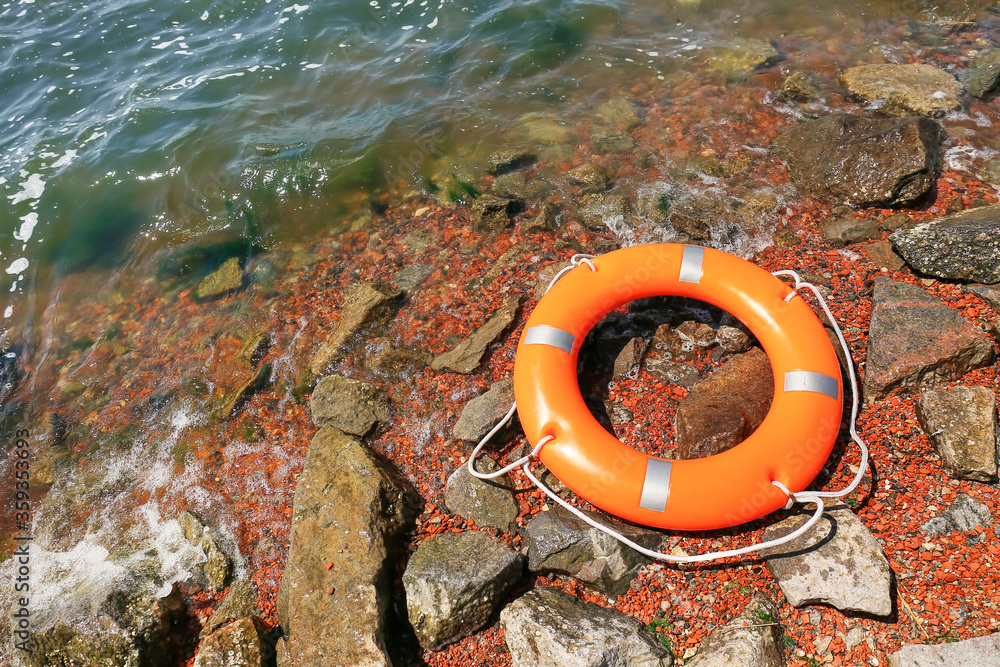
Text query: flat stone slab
915 386 998 482
888 632 1000 667
819 218 880 247
500 587 674 667
864 277 994 399
839 63 964 117
686 595 785 667
761 501 893 616
403 531 523 650
890 205 1000 284
310 281 401 376
773 113 943 207
431 294 521 374
444 454 519 532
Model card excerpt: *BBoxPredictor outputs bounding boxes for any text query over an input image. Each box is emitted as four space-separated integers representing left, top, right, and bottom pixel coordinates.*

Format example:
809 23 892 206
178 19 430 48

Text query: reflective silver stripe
638 458 673 512
678 245 704 284
784 371 840 400
523 325 576 354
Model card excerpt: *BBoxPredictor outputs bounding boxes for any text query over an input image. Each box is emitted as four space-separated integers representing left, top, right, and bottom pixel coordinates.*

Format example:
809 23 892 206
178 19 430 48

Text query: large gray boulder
761 501 893 616
277 426 414 667
839 63 964 117
915 386 998 482
864 278 994 399
888 632 1000 666
521 506 664 596
773 114 943 207
402 531 523 650
890 205 1000 284
686 595 785 667
500 587 674 667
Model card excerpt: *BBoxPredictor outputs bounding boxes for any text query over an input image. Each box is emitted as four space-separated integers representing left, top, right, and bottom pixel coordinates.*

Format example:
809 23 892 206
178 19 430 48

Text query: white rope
771 270 870 499
458 252 868 564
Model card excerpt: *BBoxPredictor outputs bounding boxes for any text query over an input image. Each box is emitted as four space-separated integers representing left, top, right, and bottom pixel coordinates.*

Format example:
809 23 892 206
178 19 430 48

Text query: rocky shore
5 18 1000 667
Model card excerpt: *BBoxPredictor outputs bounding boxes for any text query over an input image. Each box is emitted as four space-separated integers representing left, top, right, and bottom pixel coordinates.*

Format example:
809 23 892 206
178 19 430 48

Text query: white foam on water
943 143 998 172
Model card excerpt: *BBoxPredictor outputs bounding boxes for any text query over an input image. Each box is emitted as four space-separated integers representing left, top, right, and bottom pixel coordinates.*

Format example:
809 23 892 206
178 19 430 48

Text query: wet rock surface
839 63 964 117
644 358 701 387
444 454 519 532
309 281 401 376
711 37 780 80
194 617 272 667
277 426 414 667
453 378 515 442
864 277 994 398
487 149 537 176
310 374 390 437
471 194 519 232
762 501 893 616
818 217 880 247
614 337 648 378
200 579 262 638
178 511 232 592
431 294 521 373
773 113 944 207
675 347 773 459
491 171 554 202
521 505 664 596
196 257 244 300
685 595 785 667
915 386 998 482
889 204 1000 284
888 632 1000 666
500 587 674 667
402 530 523 650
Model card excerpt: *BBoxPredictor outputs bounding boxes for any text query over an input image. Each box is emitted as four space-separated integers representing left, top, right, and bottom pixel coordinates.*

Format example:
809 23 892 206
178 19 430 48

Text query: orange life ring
513 244 843 531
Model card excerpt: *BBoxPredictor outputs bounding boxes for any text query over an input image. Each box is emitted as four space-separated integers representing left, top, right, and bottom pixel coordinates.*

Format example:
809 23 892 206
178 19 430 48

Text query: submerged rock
310 374 390 436
773 113 943 207
568 163 614 193
277 426 414 667
613 337 648 378
864 278 994 398
888 632 1000 666
195 257 244 300
592 126 636 153
501 587 674 667
309 281 401 376
762 501 893 616
889 204 1000 283
402 531 523 650
431 294 521 374
686 595 785 667
521 505 664 596
675 347 773 459
445 455 519 532
915 386 998 482
487 148 537 176
711 38 780 80
780 70 826 102
471 194 519 233
491 171 554 202
523 201 561 232
839 63 964 117
596 96 642 131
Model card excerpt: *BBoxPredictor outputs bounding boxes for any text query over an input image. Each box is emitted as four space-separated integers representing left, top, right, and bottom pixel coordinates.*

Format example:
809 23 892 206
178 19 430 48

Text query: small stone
773 229 800 248
685 595 785 667
890 204 1000 283
445 455 519 532
888 632 1000 667
431 294 521 374
195 257 243 300
394 263 435 293
500 588 674 667
568 163 613 193
965 283 1000 310
521 506 664 596
592 127 636 153
576 193 627 229
864 278 994 398
491 171 554 202
403 531 523 650
310 375 390 436
762 501 893 616
881 213 914 231
979 160 1000 187
915 386 998 482
839 63 964 117
644 359 701 387
864 241 905 271
781 70 826 102
453 379 516 442
676 348 773 459
613 337 648 378
957 63 1000 98
712 38 780 80
523 202 560 233
487 149 537 176
470 194 519 233
178 511 232 592
402 227 441 253
200 580 261 638
596 96 642 131
194 617 271 667
716 325 751 352
818 218 880 247
946 493 992 533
